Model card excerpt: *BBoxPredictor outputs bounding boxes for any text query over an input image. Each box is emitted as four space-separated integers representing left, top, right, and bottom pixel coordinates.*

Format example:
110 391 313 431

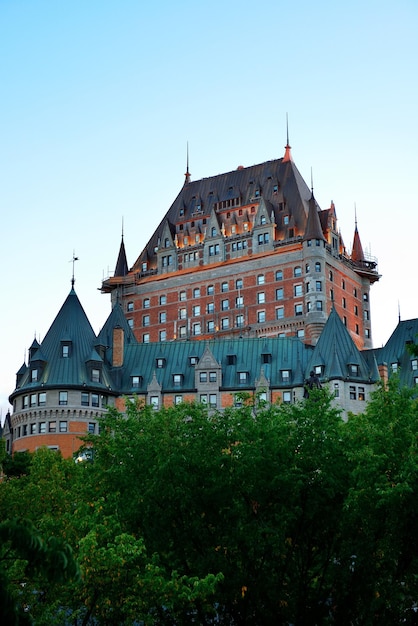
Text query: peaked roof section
114 236 129 277
11 288 113 394
374 318 418 389
303 193 326 241
307 307 379 381
97 301 138 350
351 223 365 262
132 153 313 271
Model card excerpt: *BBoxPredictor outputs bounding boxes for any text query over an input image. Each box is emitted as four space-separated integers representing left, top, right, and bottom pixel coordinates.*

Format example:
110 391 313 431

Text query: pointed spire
351 209 365 263
70 251 79 289
303 190 325 242
184 142 191 185
283 113 293 163
114 225 129 277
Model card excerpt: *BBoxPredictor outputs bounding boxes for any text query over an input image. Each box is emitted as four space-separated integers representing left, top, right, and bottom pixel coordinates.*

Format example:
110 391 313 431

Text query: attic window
31 369 39 382
179 208 184 216
164 238 170 248
261 353 272 364
227 354 237 366
255 190 260 197
189 356 199 366
281 369 291 382
156 358 166 369
238 371 248 384
349 364 359 376
273 184 278 193
132 376 142 388
260 215 266 225
314 365 323 376
173 374 183 386
91 368 101 383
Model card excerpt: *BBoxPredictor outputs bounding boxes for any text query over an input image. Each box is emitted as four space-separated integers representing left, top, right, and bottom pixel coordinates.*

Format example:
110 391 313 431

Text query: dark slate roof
132 157 313 270
114 236 129 277
97 301 138 350
303 193 326 241
116 336 313 394
307 307 379 382
351 224 365 262
375 318 418 388
10 288 115 397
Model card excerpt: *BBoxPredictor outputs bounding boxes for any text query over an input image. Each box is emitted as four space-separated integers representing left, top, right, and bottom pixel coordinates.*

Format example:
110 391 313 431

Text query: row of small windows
13 420 97 439
21 391 107 409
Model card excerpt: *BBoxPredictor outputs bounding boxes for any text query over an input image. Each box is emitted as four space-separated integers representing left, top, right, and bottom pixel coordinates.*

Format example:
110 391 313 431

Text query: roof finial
70 250 79 288
283 113 293 162
310 167 314 195
122 216 124 240
184 142 191 185
354 203 358 228
398 300 401 323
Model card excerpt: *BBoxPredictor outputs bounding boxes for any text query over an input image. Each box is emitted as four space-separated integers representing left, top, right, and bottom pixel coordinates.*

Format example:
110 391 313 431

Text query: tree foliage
1 382 418 623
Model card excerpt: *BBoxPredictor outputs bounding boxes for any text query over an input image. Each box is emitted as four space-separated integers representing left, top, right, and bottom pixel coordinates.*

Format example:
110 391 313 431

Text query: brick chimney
112 326 124 367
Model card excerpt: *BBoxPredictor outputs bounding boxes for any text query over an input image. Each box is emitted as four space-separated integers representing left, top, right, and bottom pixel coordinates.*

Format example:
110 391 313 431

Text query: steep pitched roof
306 307 379 381
375 318 418 389
351 224 365 262
303 193 326 241
132 155 313 271
11 288 114 395
114 236 129 277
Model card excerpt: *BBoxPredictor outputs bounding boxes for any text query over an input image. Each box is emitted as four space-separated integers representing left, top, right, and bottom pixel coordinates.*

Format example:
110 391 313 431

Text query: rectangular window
221 317 229 330
179 326 186 338
159 312 166 323
236 296 244 308
295 303 303 316
207 320 215 332
275 305 284 320
38 392 46 406
209 371 217 383
281 370 290 382
49 421 57 433
193 305 200 316
39 422 46 433
258 233 269 244
132 376 140 388
159 295 167 305
192 322 201 336
200 372 208 383
127 301 134 312
88 422 96 434
257 274 265 285
207 302 215 314
257 292 265 304
193 288 200 298
283 391 292 404
349 386 357 400
221 299 229 311
276 288 284 300
62 344 69 358
179 307 186 320
209 394 217 408
91 394 99 407
236 314 244 327
207 285 214 295
257 310 266 323
412 359 418 371
143 315 150 326
59 391 68 406
81 392 89 406
143 298 150 308
150 396 159 409
174 395 183 405
316 300 323 311
59 421 67 433
30 423 37 434
179 291 186 301
30 393 37 407
159 329 167 341
239 372 248 384
91 369 100 383
173 374 182 386
315 281 322 292
143 333 150 343
294 284 303 297
221 282 229 292
334 383 339 398
358 387 365 401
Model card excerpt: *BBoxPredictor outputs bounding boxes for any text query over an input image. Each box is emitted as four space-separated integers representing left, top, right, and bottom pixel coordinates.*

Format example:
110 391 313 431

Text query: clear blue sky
1 0 417 417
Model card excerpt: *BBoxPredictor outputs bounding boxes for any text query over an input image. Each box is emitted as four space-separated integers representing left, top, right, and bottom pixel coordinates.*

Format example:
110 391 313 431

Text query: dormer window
189 356 199 366
349 364 359 376
173 374 183 386
132 376 142 389
261 353 272 364
31 368 39 382
91 368 101 383
281 369 291 382
260 214 266 224
238 371 249 384
164 238 170 248
142 261 148 272
314 365 323 376
227 354 237 366
156 358 166 369
60 339 72 358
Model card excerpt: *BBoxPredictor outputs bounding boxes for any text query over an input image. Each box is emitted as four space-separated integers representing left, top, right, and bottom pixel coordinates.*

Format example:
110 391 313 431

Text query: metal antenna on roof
283 113 292 162
354 203 358 228
122 216 124 240
70 251 79 288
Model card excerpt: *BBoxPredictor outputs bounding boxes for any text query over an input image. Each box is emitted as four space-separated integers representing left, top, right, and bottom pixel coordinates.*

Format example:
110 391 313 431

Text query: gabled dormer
252 197 275 252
